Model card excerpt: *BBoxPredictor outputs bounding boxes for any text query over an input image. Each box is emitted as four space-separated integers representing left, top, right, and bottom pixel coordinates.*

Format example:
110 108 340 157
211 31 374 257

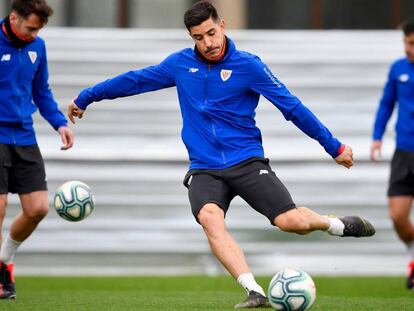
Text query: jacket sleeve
32 43 68 130
75 53 178 110
248 57 342 158
372 64 397 141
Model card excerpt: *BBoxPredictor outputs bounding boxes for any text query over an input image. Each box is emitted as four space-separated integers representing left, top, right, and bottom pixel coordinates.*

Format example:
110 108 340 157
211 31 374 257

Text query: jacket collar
0 18 37 48
194 36 235 64
0 19 10 44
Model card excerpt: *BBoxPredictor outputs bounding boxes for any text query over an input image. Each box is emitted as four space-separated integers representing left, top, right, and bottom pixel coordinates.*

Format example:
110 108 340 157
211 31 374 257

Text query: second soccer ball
54 180 95 222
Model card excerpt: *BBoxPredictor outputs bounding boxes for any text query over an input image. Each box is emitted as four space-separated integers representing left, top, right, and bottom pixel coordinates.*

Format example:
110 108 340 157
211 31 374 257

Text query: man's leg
198 203 250 278
0 195 7 247
389 196 414 243
227 159 374 238
0 194 16 299
1 191 48 263
273 206 329 234
1 190 48 263
197 203 270 308
388 196 414 289
0 191 48 299
274 206 375 237
11 191 48 242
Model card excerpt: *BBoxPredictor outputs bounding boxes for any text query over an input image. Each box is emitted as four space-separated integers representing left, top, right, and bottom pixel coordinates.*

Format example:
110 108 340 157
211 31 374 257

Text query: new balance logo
1 54 11 62
189 68 199 73
399 74 409 82
259 169 269 175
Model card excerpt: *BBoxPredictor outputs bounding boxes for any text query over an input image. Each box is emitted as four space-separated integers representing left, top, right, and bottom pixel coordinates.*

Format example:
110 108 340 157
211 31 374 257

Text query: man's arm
32 43 74 150
32 43 67 130
71 53 178 120
249 57 349 165
370 65 397 161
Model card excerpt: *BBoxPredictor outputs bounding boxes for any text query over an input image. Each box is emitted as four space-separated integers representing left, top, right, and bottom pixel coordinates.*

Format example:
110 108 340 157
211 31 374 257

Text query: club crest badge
28 51 37 64
220 69 232 82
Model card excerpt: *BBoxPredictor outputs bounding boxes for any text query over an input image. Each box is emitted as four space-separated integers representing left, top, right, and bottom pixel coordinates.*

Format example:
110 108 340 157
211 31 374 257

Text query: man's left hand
58 126 74 150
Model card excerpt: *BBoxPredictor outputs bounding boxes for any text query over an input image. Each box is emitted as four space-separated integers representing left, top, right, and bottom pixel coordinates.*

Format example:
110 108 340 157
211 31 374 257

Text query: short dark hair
402 17 414 36
184 1 219 31
11 0 53 24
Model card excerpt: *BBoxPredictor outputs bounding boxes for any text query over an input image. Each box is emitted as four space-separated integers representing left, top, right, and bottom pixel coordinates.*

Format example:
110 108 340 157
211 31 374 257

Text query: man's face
404 33 414 62
10 12 43 42
189 17 225 61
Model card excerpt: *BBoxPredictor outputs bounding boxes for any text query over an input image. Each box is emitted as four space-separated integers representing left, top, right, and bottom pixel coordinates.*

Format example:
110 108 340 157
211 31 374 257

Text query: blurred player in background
371 18 414 290
69 1 375 308
0 0 74 299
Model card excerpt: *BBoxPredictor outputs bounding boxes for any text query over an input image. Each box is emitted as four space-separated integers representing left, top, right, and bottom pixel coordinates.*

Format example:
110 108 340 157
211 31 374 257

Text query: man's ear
9 11 18 22
9 11 23 26
219 19 225 33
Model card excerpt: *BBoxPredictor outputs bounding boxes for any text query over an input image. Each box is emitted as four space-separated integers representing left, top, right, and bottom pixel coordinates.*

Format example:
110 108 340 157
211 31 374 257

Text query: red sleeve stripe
337 144 345 155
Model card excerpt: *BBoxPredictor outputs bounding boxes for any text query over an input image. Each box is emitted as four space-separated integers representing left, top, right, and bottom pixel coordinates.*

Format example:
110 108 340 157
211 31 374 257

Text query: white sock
323 216 345 236
407 241 414 260
0 236 22 264
237 273 266 296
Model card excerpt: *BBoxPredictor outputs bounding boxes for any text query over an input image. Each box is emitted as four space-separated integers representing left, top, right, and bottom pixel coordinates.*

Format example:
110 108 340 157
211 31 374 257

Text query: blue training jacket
373 57 414 152
0 22 67 145
75 37 342 170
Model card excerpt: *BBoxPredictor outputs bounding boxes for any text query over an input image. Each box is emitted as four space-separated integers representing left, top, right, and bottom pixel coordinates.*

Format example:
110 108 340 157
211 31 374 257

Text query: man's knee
24 203 48 220
389 205 410 225
20 191 49 221
0 195 7 218
275 210 310 234
197 204 225 233
389 209 413 243
389 197 413 224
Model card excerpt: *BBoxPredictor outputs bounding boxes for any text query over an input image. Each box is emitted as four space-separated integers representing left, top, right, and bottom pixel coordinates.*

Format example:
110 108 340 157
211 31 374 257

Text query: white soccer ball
268 268 316 311
54 180 95 222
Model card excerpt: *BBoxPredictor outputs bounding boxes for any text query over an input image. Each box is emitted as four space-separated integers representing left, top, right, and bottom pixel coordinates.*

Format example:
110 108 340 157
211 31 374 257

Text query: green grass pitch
1 276 413 310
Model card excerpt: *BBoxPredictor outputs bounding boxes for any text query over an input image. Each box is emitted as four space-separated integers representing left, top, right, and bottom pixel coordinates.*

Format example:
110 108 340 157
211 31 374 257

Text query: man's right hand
334 144 354 169
67 98 85 124
370 140 382 161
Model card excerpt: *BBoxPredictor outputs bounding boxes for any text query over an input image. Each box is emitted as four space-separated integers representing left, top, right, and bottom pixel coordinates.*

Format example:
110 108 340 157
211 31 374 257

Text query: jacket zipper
205 63 226 165
13 49 24 145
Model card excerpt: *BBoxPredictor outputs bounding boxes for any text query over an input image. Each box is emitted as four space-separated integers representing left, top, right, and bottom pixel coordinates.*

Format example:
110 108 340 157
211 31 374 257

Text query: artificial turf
1 275 413 310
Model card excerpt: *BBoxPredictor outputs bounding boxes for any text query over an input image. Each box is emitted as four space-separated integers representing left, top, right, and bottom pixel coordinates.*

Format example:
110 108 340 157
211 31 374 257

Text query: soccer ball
54 181 95 222
268 268 316 311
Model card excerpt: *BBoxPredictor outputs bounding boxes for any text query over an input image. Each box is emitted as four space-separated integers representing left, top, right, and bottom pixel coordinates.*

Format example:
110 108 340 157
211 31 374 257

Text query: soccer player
371 18 414 290
69 1 375 308
0 0 74 299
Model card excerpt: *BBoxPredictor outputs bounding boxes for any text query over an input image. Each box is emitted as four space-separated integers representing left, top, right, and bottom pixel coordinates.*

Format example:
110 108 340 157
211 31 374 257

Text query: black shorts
388 149 414 197
183 157 296 225
0 144 47 194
